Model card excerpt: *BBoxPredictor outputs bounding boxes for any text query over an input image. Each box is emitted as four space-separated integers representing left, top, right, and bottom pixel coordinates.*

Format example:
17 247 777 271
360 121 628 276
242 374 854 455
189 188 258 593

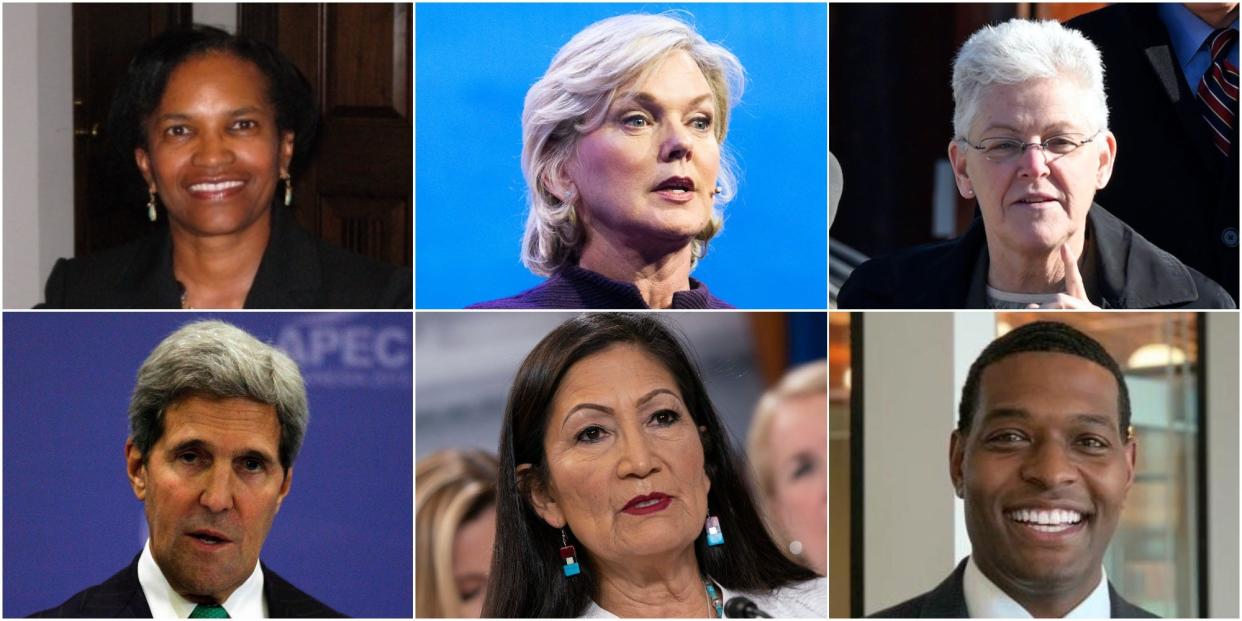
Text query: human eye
175 449 204 466
238 457 266 473
791 455 814 480
1045 135 1080 154
1075 435 1110 452
689 115 712 132
982 138 1021 159
575 424 609 444
164 124 192 138
231 118 259 132
620 112 651 129
648 409 682 427
984 429 1028 446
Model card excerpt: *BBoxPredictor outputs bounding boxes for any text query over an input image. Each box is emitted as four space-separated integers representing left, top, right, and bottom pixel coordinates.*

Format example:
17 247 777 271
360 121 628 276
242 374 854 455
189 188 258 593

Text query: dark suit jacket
1067 4 1239 303
37 205 412 309
838 203 1235 309
29 554 346 618
869 558 1159 618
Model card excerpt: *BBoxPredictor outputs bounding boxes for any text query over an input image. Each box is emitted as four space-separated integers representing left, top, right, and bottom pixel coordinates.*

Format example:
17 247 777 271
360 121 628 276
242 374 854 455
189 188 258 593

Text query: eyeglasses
959 130 1102 163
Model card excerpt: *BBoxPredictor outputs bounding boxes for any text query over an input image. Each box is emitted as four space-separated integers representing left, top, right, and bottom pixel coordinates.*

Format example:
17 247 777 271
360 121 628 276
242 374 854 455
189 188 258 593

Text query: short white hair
520 12 745 276
952 19 1108 139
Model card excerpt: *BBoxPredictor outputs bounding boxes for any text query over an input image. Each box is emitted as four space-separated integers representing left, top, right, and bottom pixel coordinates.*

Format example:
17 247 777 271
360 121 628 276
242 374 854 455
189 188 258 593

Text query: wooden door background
72 3 412 267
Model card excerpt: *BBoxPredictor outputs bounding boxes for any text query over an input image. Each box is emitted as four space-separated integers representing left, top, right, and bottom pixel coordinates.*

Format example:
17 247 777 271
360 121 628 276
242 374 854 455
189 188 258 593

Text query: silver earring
147 190 157 222
283 174 293 206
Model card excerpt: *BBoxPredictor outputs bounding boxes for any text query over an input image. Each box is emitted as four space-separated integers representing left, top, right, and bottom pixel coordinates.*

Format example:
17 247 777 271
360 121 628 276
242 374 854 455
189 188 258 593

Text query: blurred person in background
747 360 828 576
416 449 499 618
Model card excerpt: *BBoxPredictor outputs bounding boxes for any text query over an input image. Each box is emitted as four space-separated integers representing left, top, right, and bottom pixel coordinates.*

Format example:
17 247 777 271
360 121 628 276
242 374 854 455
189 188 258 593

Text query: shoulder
38 234 163 309
869 591 935 618
305 236 413 309
837 236 975 309
262 565 347 618
736 577 827 619
1109 582 1161 618
868 560 969 618
467 280 557 309
28 561 149 618
467 275 594 309
1184 267 1237 308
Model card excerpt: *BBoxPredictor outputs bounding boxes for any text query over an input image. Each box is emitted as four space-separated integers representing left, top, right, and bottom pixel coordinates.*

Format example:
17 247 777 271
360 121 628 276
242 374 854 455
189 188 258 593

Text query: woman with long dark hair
484 314 824 617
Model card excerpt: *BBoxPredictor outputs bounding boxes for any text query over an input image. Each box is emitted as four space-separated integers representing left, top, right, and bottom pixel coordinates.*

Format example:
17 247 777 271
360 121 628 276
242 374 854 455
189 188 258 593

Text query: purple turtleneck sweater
467 264 734 309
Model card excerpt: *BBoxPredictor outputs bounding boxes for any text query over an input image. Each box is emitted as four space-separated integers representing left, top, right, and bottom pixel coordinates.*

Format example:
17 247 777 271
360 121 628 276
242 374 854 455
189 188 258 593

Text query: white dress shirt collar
963 555 1111 618
137 539 268 618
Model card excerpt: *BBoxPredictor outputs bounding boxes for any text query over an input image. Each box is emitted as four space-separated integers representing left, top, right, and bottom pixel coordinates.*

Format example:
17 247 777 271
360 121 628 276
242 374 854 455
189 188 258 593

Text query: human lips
651 177 697 203
621 492 673 515
1010 191 1061 209
185 528 235 549
1004 504 1090 537
185 177 247 200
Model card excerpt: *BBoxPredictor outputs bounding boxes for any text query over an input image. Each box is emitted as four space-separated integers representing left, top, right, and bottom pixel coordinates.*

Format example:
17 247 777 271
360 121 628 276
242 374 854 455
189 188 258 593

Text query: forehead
975 351 1120 429
157 394 281 450
973 77 1091 135
158 52 271 109
552 343 681 406
618 49 713 103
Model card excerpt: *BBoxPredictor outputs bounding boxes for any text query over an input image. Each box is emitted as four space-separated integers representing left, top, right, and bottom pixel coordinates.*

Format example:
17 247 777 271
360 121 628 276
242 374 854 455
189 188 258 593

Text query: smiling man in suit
872 322 1157 618
32 320 343 618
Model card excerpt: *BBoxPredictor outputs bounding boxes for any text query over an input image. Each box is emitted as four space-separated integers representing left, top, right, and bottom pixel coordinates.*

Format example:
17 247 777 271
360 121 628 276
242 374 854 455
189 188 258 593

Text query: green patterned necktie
188 604 230 619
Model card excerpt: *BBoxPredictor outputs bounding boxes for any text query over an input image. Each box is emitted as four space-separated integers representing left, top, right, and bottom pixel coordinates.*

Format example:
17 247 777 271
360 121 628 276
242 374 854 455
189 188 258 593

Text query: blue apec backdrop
3 312 412 618
416 3 828 308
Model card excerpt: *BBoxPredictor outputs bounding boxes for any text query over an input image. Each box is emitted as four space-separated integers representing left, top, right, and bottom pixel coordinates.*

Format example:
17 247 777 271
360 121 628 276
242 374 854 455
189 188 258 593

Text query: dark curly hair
483 313 815 617
105 24 319 176
958 321 1131 436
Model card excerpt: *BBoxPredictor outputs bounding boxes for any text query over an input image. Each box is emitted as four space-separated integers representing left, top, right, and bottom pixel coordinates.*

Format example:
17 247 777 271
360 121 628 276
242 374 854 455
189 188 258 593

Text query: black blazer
1067 4 1239 302
29 554 346 618
869 558 1159 618
838 204 1235 309
38 206 412 309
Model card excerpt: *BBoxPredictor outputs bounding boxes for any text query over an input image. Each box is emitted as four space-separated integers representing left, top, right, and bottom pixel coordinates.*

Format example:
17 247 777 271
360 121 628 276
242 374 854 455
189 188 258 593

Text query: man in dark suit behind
31 320 344 618
1067 3 1239 304
871 322 1158 618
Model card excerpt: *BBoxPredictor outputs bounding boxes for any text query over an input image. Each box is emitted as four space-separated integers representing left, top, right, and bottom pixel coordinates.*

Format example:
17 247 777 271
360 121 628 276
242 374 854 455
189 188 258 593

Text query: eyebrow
979 123 1082 136
613 91 714 110
167 438 276 463
560 388 682 429
152 107 265 124
980 408 1118 429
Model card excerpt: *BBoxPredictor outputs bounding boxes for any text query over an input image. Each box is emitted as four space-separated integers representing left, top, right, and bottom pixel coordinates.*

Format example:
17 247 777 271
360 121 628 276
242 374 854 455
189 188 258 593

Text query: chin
173 204 268 237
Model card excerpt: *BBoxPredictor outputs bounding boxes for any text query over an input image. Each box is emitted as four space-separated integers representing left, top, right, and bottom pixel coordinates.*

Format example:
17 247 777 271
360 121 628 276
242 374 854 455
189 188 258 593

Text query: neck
593 546 710 618
577 233 694 309
981 560 1103 618
170 210 271 309
984 232 1084 294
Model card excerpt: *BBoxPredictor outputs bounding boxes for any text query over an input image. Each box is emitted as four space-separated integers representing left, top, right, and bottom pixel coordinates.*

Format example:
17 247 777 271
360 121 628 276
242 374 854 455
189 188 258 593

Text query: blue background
3 312 412 618
415 3 828 308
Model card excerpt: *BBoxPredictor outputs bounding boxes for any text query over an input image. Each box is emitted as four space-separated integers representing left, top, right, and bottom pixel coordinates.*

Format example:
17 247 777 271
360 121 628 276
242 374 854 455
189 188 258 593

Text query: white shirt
581 576 826 618
137 539 268 618
963 555 1110 618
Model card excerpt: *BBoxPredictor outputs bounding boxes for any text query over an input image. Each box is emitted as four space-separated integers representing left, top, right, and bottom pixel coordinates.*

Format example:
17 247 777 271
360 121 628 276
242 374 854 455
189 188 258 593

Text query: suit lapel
918 558 971 617
244 206 323 308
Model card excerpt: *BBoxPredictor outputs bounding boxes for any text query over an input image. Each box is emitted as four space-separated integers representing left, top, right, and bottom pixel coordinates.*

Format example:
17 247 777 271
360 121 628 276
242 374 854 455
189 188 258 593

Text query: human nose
1019 440 1078 490
191 130 236 168
1014 142 1051 177
615 430 659 479
199 464 236 512
658 121 693 162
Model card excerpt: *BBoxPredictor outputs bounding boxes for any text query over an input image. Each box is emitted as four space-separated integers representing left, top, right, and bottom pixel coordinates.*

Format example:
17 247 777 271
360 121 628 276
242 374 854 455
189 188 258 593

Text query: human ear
542 163 578 207
278 131 295 177
134 148 156 192
517 463 565 528
276 466 294 509
947 140 974 198
949 429 966 498
1095 131 1117 189
1122 432 1137 494
125 438 149 501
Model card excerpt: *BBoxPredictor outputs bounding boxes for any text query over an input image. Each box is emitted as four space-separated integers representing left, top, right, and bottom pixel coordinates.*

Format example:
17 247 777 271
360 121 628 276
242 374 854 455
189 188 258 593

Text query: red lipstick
622 492 672 515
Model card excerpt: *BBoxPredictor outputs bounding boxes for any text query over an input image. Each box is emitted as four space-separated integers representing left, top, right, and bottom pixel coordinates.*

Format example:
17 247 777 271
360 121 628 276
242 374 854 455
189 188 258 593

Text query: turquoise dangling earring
705 514 724 546
559 528 581 577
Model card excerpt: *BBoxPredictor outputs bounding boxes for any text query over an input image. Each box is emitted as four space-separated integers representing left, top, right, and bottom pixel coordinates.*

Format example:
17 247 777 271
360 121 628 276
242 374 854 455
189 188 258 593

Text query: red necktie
1198 28 1239 157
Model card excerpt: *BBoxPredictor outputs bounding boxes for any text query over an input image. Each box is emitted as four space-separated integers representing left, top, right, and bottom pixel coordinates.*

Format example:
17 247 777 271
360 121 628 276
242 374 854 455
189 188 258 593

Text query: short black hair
105 24 319 174
958 321 1131 436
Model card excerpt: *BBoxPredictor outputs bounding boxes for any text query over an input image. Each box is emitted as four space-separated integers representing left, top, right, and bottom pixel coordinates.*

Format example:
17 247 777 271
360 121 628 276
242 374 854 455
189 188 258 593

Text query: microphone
724 596 772 618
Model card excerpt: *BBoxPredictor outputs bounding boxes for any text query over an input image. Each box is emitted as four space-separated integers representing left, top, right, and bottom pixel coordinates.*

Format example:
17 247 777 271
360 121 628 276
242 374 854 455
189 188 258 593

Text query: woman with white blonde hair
415 449 500 618
839 18 1232 309
470 12 744 309
747 360 828 576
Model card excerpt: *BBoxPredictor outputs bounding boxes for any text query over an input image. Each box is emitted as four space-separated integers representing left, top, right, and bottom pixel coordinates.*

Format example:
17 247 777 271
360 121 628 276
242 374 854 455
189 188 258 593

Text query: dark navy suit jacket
29 555 346 618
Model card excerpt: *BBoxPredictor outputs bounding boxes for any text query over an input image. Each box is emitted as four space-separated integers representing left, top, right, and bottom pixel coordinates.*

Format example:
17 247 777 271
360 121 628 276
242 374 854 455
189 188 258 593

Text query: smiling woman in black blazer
38 25 410 309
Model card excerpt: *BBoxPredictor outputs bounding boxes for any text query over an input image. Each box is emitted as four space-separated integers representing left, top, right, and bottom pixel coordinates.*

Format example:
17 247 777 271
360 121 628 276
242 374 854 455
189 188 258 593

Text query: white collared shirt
580 576 826 618
963 555 1110 618
137 539 268 618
